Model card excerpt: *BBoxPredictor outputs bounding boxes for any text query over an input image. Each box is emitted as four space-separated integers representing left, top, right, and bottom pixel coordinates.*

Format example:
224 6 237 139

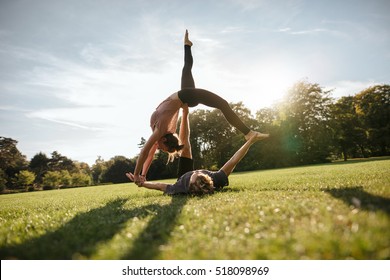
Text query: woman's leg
178 88 251 135
181 30 195 89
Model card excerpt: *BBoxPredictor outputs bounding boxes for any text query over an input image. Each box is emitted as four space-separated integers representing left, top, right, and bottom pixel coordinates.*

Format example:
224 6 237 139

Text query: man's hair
189 173 215 195
163 133 184 163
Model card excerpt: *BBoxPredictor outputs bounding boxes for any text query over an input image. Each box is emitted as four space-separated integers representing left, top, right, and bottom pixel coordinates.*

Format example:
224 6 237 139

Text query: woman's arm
141 142 158 177
134 128 163 184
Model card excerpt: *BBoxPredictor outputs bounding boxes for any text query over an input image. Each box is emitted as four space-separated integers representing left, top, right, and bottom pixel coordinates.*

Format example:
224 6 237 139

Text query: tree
48 151 77 173
60 170 72 187
13 170 36 189
0 137 27 186
29 152 50 184
71 173 91 187
253 107 288 169
42 171 62 189
147 149 178 180
91 156 107 184
280 80 333 164
330 96 367 160
74 161 91 176
0 169 7 192
188 102 256 170
101 156 136 184
355 85 390 156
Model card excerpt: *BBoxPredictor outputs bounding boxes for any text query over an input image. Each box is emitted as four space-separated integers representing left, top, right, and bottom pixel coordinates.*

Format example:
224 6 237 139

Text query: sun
248 65 296 111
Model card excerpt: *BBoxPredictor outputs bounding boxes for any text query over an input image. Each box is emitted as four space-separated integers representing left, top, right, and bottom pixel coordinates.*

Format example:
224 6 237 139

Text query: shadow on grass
123 195 188 259
0 196 189 260
324 186 390 215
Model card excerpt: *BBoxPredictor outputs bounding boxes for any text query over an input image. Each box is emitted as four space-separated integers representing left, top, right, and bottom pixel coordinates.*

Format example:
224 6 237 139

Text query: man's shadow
323 186 390 215
0 195 189 260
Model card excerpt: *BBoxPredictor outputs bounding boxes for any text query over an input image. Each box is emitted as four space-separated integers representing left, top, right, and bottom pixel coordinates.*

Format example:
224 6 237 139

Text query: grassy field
0 158 389 260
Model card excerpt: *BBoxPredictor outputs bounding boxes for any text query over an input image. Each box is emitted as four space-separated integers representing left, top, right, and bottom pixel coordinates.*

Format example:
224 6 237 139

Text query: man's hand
181 104 189 113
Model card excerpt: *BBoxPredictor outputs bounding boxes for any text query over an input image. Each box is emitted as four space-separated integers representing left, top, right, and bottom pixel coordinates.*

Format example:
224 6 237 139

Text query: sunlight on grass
0 159 389 259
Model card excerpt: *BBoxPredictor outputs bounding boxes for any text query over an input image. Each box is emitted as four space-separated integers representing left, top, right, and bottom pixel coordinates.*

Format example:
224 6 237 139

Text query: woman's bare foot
185 29 193 46
245 130 269 142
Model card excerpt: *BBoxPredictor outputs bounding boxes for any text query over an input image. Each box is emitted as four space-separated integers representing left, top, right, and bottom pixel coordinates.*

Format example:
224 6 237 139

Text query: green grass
0 158 389 260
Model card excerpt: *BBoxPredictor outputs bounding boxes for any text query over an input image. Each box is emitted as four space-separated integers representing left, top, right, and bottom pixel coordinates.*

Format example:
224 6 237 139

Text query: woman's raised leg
181 30 195 89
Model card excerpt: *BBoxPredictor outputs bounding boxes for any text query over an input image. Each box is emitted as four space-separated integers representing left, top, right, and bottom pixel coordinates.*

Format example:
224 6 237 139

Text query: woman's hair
163 133 184 163
189 173 215 195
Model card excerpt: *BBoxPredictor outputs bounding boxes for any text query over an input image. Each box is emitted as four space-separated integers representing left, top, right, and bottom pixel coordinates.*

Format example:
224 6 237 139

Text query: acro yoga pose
133 30 268 185
127 104 266 195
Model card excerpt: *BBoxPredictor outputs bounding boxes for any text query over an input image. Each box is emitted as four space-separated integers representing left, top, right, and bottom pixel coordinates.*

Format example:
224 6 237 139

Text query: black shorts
177 157 194 179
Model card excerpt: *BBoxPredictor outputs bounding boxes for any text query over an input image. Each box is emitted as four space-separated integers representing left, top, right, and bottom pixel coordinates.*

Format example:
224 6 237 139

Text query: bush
42 171 61 189
14 170 36 189
71 173 91 187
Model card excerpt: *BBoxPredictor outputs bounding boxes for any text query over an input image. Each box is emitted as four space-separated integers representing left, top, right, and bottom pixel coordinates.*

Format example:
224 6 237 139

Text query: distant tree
13 170 36 189
60 170 72 187
330 96 367 160
0 137 28 185
355 85 390 156
91 156 107 185
48 151 77 173
188 102 256 170
102 156 135 184
29 152 50 184
147 150 178 180
42 171 62 189
74 161 91 175
253 107 288 169
280 80 333 164
71 173 91 187
138 137 146 149
0 169 8 192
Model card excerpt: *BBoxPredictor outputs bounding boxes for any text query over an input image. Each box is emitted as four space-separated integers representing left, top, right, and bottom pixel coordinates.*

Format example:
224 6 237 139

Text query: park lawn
0 158 389 260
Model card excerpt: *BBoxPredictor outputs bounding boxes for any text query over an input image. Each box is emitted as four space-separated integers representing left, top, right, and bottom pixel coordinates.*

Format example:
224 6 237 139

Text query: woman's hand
134 174 146 186
126 172 145 186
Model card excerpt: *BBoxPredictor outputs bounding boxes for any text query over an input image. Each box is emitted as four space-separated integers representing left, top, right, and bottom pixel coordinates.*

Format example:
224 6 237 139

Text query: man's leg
220 133 268 177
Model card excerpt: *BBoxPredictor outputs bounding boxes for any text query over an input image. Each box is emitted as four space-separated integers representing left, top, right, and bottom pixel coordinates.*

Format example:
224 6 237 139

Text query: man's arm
178 105 192 158
126 172 169 192
140 181 169 192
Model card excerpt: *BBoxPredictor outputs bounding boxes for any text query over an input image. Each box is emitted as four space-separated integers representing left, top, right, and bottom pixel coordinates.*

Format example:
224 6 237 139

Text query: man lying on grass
126 105 268 195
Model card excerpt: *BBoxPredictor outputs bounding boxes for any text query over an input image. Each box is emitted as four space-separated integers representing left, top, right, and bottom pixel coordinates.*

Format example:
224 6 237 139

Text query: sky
0 0 389 166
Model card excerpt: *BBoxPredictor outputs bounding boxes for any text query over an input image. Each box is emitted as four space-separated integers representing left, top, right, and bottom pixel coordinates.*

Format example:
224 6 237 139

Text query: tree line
1 80 389 193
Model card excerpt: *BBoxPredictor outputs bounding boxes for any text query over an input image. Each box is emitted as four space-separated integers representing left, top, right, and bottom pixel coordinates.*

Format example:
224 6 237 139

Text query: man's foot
245 130 269 142
185 29 193 46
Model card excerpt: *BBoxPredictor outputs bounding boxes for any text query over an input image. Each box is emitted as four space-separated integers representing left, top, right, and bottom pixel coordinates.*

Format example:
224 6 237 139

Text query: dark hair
163 133 184 153
162 133 184 163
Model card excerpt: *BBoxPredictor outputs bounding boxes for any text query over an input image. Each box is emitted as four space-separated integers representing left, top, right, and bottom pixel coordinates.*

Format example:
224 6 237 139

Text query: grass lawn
0 157 389 260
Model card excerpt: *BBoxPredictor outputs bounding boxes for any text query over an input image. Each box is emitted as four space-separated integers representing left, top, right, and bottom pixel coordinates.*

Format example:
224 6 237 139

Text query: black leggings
179 45 251 135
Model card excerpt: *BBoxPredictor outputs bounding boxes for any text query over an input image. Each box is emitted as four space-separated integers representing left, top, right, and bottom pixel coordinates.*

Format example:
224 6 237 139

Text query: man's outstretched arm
126 172 169 192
